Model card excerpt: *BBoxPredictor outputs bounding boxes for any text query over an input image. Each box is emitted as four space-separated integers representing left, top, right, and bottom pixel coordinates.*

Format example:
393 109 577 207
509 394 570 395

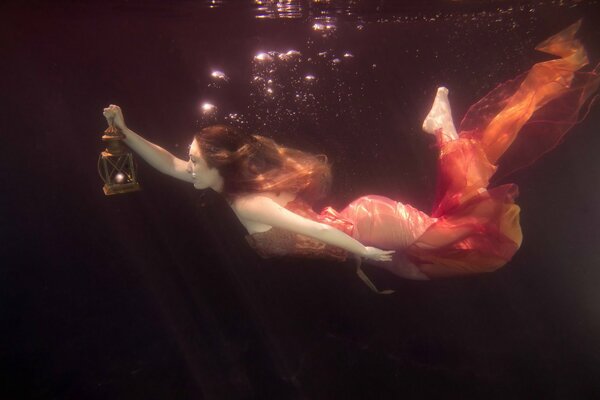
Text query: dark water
3 1 600 398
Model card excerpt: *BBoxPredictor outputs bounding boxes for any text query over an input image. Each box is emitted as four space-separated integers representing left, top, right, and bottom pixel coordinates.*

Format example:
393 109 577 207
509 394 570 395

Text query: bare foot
422 87 458 142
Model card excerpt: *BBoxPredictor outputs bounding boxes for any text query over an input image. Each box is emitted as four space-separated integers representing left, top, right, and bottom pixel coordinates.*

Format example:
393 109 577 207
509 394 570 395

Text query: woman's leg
422 87 498 215
406 23 594 278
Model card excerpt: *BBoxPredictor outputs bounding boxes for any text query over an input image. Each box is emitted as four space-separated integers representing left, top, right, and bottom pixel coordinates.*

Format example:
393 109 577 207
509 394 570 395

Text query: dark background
3 1 600 398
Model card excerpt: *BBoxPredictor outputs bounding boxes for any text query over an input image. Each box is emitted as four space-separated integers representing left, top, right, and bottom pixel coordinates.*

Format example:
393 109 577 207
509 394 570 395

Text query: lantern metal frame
98 126 141 195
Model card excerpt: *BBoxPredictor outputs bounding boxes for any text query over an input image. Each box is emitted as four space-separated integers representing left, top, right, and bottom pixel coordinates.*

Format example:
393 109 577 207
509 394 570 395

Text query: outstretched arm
233 195 394 261
103 105 192 183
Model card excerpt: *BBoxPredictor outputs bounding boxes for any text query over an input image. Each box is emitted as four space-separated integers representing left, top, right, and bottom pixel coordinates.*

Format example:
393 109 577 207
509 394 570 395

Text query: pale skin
102 88 454 264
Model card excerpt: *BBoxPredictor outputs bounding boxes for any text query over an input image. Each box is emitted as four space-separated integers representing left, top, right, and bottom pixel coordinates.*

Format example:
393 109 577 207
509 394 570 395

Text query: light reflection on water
199 0 589 23
254 0 304 19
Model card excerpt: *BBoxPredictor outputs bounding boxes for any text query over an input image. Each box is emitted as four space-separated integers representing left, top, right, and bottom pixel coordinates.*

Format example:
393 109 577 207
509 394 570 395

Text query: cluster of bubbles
311 16 337 38
196 7 380 144
245 42 382 143
387 4 542 25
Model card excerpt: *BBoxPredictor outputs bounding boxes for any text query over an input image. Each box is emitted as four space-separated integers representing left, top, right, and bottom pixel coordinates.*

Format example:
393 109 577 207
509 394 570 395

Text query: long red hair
195 124 332 201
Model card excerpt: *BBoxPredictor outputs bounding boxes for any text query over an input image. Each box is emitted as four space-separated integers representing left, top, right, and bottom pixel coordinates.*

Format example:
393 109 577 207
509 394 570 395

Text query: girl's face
187 138 224 192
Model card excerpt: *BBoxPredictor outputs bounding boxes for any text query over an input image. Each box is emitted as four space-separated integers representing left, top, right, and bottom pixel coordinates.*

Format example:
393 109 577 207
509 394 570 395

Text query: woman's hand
103 104 128 131
362 246 395 262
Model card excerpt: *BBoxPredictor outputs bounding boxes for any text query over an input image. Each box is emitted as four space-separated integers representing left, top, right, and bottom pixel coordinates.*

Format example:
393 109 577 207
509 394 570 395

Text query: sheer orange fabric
318 22 599 279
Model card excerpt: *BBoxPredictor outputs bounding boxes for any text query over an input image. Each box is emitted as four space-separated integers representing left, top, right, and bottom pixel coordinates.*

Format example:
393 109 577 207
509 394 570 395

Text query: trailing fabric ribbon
353 255 395 295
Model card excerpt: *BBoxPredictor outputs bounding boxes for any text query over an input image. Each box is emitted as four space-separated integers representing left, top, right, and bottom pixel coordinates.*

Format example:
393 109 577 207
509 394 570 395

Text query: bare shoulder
231 194 280 218
230 194 277 234
231 192 332 237
232 193 276 207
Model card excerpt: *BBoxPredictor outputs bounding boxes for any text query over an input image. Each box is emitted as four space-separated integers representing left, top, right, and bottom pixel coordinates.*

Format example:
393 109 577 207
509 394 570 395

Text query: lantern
98 125 141 195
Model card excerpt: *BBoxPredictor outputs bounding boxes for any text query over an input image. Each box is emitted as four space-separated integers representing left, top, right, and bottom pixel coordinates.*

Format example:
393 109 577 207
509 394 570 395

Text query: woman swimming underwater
103 22 599 282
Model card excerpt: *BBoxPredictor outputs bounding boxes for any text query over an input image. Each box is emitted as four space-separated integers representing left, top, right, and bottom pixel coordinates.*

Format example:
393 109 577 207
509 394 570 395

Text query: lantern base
103 182 141 196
